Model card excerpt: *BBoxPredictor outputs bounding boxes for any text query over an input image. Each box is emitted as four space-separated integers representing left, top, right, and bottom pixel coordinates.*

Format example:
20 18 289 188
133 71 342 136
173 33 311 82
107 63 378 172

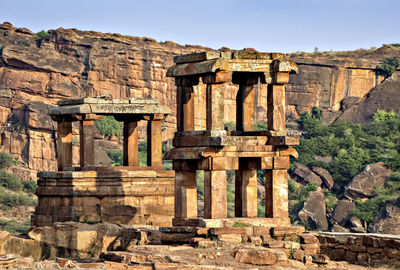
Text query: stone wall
318 232 400 266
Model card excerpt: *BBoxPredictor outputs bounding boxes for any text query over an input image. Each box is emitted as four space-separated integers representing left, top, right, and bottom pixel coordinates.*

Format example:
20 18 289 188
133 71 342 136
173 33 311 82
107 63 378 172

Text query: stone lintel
174 51 224 64
49 103 170 118
173 51 282 64
57 97 159 106
167 57 297 77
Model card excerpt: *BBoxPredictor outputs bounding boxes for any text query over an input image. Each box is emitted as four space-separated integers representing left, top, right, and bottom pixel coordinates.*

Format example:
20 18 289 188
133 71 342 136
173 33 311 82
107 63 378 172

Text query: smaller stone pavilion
165 51 299 228
32 97 174 227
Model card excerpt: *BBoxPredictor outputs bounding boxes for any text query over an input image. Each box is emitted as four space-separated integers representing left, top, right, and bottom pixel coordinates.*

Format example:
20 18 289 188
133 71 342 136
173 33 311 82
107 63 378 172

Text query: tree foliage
376 57 400 78
94 116 122 138
0 152 18 169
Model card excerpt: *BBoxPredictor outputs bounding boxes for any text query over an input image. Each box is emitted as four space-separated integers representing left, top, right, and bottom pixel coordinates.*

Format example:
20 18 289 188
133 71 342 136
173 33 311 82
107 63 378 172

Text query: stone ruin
164 51 299 228
12 51 400 269
32 50 302 235
32 97 175 227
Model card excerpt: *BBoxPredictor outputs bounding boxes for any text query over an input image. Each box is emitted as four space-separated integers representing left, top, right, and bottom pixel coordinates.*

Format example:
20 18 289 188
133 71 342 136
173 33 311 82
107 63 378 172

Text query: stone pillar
123 121 138 166
147 116 162 168
235 170 258 217
176 76 198 131
204 170 227 219
57 120 72 171
79 120 95 169
267 84 286 134
203 72 230 131
233 73 258 132
265 169 289 219
175 170 197 218
236 84 255 131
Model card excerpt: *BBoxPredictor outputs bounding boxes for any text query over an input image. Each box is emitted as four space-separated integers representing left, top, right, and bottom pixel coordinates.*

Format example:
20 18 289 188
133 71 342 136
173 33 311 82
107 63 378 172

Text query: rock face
344 162 392 200
298 190 328 230
312 167 334 190
369 197 400 234
292 162 322 186
337 78 400 123
332 200 355 224
0 22 399 178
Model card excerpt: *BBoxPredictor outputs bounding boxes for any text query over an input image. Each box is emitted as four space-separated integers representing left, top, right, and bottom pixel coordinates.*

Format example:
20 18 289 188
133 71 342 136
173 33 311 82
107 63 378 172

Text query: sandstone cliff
0 22 399 177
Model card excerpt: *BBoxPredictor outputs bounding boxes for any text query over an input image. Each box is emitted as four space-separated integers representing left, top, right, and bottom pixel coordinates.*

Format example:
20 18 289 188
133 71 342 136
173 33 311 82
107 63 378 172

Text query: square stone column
57 121 72 171
176 76 199 131
265 169 289 219
79 120 95 169
123 121 138 166
205 84 225 131
267 84 286 134
236 84 255 131
147 118 162 168
175 170 197 218
204 170 227 219
203 71 230 131
235 169 258 217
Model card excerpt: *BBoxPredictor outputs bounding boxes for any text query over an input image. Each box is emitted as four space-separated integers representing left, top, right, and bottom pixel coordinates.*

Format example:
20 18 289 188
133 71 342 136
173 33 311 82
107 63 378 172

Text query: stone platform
171 217 291 228
33 170 175 227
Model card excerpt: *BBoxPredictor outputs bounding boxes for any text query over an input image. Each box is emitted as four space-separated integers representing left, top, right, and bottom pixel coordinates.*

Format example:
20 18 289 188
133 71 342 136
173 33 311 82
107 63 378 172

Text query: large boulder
368 197 400 234
292 162 322 186
298 190 328 230
344 162 392 200
312 167 334 190
331 200 355 224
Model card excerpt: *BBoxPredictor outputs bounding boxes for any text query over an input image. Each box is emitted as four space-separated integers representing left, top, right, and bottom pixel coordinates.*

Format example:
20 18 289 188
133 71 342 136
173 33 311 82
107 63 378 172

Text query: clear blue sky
1 0 399 53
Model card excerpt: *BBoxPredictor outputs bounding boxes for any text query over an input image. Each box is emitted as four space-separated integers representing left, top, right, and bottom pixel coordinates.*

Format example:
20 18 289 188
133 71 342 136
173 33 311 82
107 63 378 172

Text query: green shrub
254 121 268 131
0 171 22 191
324 191 338 211
94 116 122 138
107 150 123 167
373 110 396 122
0 152 18 168
0 191 37 208
35 30 50 38
17 41 30 47
376 57 400 78
0 219 30 236
232 221 250 227
288 178 300 193
22 181 37 194
224 122 235 131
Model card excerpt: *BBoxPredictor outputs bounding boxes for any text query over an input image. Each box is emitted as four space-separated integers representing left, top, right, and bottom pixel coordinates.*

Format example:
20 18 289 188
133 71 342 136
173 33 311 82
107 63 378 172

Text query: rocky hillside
0 21 400 178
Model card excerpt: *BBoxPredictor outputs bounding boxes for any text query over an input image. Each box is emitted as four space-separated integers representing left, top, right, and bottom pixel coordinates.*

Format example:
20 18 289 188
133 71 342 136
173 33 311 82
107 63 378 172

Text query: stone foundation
33 170 174 227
